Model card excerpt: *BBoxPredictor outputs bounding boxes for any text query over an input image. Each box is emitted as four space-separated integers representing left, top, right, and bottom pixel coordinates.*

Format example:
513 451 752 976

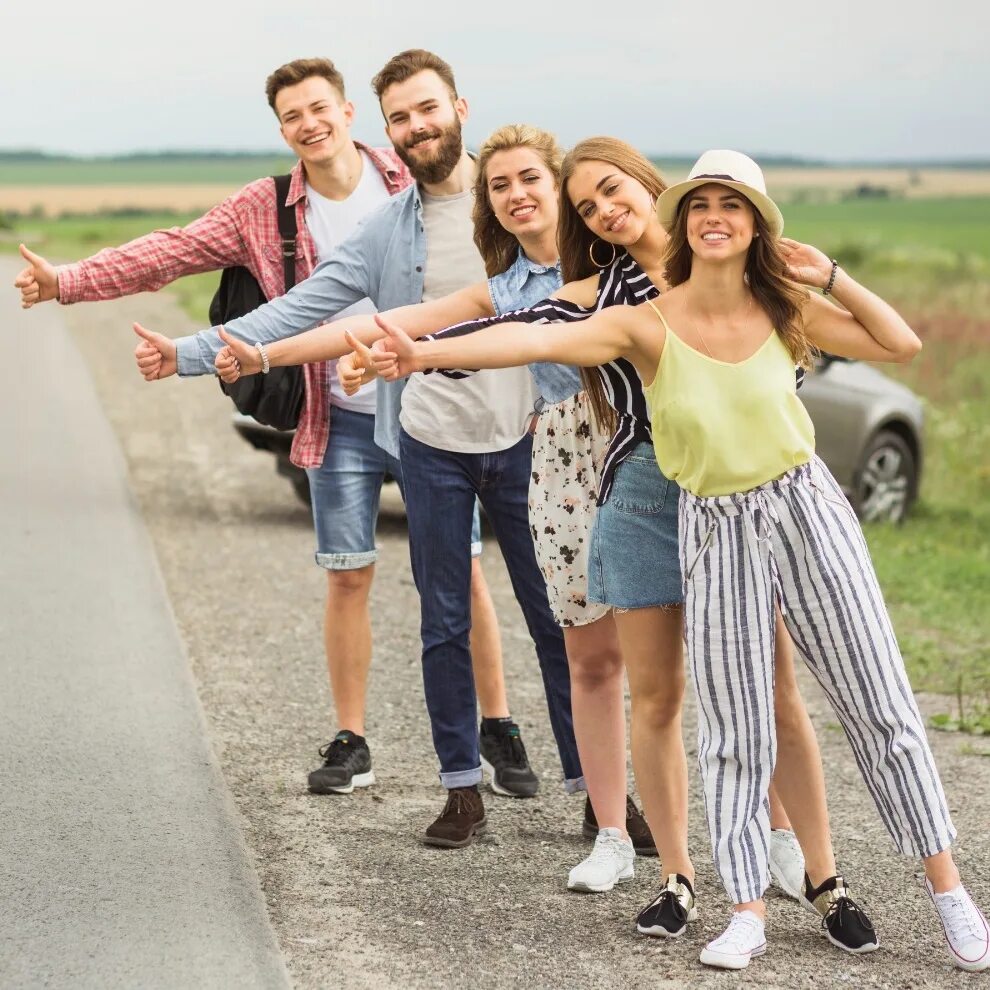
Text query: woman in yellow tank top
371 150 987 976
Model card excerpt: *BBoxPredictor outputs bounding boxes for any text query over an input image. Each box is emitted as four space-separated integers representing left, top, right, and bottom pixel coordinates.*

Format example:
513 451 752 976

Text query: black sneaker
307 731 374 795
801 874 879 954
479 720 539 798
636 873 698 938
583 796 658 857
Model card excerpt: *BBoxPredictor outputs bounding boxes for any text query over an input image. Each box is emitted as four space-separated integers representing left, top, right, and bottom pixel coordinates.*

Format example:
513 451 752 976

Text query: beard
394 117 464 185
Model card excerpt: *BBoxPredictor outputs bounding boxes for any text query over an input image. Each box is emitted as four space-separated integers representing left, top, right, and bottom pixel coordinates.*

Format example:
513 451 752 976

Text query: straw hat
655 150 784 238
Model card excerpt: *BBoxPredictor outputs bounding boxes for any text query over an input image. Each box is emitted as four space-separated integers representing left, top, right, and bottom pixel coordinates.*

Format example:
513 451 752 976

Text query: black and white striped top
429 250 658 504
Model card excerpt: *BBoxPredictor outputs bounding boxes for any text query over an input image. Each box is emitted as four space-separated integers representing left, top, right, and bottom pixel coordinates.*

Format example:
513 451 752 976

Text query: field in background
2 164 987 730
3 156 990 216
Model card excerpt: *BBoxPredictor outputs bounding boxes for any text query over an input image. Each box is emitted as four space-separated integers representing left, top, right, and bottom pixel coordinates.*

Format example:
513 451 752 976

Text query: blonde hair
471 124 563 278
558 137 668 431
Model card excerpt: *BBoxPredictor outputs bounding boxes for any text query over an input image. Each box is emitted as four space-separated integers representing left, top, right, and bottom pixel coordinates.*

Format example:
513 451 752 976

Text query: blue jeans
306 408 482 570
399 429 581 790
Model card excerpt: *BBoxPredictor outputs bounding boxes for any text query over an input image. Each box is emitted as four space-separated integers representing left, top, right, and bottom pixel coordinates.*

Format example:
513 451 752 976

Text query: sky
3 0 985 161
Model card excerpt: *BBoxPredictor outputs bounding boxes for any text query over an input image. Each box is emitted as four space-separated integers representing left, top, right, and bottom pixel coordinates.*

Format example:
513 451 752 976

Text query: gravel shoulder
60 289 990 989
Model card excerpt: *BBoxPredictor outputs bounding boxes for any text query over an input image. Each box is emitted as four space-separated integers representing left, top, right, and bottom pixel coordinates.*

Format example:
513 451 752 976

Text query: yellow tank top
642 301 815 497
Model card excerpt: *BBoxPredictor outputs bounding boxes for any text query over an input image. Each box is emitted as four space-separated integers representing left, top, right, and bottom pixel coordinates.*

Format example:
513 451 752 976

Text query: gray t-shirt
399 189 536 453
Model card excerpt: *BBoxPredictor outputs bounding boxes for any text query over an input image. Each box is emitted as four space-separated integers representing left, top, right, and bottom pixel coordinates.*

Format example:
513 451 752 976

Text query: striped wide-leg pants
678 455 956 905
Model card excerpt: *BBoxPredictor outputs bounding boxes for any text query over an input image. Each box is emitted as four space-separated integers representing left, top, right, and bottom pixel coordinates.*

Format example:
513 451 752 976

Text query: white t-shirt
305 151 390 414
399 189 537 453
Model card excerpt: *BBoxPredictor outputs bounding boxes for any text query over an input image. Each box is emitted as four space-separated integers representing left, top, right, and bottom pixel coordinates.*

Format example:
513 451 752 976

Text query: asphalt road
5 264 989 989
1 265 289 990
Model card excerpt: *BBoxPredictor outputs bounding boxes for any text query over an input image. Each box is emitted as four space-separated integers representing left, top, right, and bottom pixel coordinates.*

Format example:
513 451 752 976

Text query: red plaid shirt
57 143 412 468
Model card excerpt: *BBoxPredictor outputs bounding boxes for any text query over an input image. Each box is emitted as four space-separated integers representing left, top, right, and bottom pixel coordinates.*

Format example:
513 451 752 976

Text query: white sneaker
699 910 767 970
567 827 634 893
769 828 805 901
927 880 990 972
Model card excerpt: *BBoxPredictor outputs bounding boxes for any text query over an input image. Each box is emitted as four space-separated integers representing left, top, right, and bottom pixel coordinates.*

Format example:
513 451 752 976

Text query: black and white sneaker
479 720 539 798
801 874 879 953
636 873 699 938
307 731 374 795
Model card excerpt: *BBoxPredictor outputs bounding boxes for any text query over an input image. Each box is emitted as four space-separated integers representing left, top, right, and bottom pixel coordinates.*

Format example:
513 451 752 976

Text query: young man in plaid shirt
13 57 534 797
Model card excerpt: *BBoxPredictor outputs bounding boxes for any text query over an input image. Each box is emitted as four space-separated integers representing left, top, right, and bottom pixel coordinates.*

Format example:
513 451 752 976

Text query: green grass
3 201 988 727
0 157 296 186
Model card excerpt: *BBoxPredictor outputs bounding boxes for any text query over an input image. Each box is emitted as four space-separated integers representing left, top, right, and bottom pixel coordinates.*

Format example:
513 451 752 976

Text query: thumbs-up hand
132 323 178 381
337 329 385 395
373 314 421 380
13 244 59 308
215 328 262 383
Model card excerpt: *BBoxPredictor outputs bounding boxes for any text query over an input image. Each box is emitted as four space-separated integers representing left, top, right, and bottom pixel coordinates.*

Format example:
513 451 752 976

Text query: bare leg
771 611 837 886
324 565 375 735
768 785 792 831
615 605 693 881
924 850 961 892
468 557 509 719
564 613 626 832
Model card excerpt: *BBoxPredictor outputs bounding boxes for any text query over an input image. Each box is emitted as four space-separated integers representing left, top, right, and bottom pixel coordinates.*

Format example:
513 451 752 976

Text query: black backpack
211 173 305 431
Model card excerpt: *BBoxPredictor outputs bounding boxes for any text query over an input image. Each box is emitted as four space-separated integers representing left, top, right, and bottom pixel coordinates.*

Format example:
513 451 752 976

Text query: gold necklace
693 292 754 360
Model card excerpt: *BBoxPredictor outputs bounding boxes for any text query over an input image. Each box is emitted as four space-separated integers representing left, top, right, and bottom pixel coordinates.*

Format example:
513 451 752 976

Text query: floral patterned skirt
528 391 611 627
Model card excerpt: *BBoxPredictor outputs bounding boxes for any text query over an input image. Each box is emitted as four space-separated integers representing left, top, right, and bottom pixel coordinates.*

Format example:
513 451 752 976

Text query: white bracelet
254 342 270 374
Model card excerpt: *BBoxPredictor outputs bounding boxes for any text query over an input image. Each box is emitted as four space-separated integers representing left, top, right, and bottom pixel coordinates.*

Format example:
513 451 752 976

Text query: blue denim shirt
174 184 427 458
488 250 580 404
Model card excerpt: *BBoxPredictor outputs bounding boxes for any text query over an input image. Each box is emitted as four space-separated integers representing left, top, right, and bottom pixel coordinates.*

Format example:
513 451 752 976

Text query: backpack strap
272 173 298 292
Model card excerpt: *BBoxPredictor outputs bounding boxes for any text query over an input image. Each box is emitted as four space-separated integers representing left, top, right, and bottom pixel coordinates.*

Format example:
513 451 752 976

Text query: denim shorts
587 442 683 608
306 407 482 571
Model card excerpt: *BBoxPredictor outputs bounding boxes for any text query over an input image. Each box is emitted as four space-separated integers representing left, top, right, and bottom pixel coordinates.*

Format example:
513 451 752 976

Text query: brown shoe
583 795 658 857
424 786 487 848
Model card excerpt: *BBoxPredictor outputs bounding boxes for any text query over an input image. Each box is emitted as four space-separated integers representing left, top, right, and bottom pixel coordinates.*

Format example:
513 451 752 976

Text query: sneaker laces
586 831 629 865
713 912 764 952
937 891 983 944
497 728 529 769
821 894 873 935
645 879 689 923
318 735 357 765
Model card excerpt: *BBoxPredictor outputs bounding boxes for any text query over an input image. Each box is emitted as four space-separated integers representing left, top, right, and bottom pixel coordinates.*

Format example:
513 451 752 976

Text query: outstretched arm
376 307 641 379
214 280 494 380
172 231 376 378
782 239 922 363
18 193 260 309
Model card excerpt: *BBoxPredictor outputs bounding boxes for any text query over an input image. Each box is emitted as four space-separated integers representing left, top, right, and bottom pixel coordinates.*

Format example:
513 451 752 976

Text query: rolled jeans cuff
440 766 483 790
564 775 586 795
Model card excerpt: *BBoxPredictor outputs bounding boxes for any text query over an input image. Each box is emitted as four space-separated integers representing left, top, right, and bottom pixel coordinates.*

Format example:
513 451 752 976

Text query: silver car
799 355 923 522
234 355 924 524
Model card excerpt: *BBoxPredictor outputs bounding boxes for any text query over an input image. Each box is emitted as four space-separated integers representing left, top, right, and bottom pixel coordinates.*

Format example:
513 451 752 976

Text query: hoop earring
589 238 617 269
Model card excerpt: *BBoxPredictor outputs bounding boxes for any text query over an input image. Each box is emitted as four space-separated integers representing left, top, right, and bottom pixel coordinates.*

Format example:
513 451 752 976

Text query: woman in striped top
372 139 867 949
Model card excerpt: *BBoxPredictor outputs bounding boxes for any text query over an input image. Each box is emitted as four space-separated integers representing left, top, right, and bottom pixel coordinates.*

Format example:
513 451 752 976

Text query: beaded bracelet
823 260 839 296
255 341 271 374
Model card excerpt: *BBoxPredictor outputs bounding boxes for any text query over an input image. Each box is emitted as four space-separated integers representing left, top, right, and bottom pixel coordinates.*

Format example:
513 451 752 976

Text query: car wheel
291 471 311 507
853 430 917 523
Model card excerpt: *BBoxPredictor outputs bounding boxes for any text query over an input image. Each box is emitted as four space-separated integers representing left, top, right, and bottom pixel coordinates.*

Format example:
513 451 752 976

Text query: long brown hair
558 137 668 431
663 196 815 368
471 124 563 278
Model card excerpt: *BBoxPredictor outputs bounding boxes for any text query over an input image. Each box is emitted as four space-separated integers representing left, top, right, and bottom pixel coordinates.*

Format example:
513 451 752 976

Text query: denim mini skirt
587 441 684 608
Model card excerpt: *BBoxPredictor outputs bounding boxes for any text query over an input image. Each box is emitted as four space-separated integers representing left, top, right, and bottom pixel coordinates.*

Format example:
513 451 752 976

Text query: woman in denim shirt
217 124 651 887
